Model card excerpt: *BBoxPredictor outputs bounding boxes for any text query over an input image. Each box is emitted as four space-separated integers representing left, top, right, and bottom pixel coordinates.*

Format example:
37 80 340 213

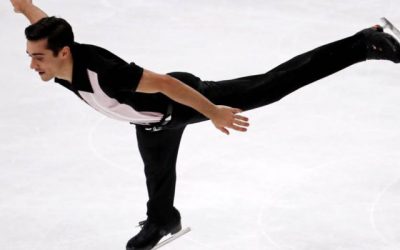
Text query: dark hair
25 16 74 56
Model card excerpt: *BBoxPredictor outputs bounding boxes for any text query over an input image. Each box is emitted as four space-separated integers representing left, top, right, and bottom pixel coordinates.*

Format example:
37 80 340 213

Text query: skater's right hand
10 0 33 13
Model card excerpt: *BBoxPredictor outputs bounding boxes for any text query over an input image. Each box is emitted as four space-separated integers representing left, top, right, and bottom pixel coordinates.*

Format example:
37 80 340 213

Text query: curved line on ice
87 116 133 175
369 175 400 245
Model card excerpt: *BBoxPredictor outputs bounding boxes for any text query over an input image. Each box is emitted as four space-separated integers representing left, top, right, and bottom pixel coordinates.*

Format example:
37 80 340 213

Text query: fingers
232 108 243 114
235 114 249 121
231 124 247 132
218 127 230 135
223 119 249 133
229 112 250 132
231 108 249 123
234 117 249 127
218 124 246 134
213 106 250 134
233 113 249 131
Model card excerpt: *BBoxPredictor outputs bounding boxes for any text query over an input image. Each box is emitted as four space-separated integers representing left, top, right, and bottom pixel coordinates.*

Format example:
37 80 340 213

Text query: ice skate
357 20 400 63
126 219 188 250
381 17 400 41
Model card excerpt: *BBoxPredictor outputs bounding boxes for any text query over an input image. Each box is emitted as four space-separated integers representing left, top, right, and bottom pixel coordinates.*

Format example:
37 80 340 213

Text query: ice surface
1 0 400 249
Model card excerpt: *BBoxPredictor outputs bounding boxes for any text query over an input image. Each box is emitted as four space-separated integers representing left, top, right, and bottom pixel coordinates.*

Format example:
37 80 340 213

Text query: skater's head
25 16 74 56
25 17 74 82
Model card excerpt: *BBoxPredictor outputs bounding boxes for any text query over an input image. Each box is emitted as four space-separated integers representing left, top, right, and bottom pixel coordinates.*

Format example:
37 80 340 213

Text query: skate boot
357 25 400 63
126 218 182 250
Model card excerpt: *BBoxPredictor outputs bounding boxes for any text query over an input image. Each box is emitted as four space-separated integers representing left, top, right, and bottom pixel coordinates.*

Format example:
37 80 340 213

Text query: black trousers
135 32 367 224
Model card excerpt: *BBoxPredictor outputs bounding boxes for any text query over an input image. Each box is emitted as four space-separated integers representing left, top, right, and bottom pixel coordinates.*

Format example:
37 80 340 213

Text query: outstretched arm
10 0 48 24
137 69 250 135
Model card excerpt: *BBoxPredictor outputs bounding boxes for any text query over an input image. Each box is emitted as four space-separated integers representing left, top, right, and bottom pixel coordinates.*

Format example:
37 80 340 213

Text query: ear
59 46 71 58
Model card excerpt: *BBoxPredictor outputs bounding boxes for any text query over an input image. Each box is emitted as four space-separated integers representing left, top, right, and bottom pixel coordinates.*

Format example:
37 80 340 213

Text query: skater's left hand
210 105 249 135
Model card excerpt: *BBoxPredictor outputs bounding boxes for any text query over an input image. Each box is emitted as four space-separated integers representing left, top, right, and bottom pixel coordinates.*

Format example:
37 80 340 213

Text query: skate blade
381 17 400 41
151 227 191 250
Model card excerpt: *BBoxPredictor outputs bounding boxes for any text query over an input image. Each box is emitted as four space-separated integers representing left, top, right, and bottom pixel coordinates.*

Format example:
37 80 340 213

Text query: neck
57 55 74 83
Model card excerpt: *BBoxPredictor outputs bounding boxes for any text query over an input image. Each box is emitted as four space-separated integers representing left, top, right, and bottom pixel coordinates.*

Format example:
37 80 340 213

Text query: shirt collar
54 42 93 93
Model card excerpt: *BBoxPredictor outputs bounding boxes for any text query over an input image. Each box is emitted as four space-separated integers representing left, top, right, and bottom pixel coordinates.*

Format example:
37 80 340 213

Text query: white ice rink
1 0 400 249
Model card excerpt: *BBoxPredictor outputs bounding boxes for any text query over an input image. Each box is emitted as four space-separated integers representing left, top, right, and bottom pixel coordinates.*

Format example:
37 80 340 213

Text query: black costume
55 31 372 228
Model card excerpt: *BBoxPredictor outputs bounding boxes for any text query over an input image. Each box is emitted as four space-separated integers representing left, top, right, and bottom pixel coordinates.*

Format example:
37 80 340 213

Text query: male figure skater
10 0 400 249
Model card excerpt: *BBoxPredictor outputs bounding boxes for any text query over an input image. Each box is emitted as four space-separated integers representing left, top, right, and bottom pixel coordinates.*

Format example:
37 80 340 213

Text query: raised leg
167 31 368 126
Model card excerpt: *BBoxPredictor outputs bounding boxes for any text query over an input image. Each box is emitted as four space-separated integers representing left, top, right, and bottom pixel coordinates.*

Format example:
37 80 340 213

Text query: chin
40 75 54 82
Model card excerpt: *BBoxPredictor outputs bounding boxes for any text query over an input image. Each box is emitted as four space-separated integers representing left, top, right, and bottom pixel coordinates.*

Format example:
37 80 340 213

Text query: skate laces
369 25 385 52
136 220 158 231
135 219 158 238
137 220 147 228
364 25 400 55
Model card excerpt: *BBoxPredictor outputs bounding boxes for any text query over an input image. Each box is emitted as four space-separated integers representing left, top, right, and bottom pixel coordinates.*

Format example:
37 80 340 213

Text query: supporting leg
135 125 186 225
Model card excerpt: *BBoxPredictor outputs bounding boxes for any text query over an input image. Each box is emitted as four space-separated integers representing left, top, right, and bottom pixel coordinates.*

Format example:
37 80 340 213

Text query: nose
30 59 37 70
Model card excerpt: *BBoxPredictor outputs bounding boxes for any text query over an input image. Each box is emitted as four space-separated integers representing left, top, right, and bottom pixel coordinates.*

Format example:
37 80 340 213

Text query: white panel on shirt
78 69 163 125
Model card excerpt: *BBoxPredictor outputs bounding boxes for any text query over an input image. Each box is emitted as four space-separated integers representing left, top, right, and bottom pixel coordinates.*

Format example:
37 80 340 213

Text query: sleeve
100 61 144 92
86 44 144 92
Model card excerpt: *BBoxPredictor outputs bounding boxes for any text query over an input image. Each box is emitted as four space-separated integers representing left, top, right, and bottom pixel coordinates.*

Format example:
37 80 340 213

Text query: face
26 39 68 82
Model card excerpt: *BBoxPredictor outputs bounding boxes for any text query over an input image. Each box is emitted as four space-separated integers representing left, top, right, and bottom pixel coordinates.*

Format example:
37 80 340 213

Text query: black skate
126 219 183 250
357 21 400 63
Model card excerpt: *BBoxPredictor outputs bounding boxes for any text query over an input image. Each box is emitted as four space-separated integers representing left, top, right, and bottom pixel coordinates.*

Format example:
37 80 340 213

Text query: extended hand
210 105 250 135
10 0 32 13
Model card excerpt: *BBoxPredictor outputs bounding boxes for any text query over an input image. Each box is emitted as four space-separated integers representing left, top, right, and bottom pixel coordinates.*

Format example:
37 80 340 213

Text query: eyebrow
26 51 45 56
